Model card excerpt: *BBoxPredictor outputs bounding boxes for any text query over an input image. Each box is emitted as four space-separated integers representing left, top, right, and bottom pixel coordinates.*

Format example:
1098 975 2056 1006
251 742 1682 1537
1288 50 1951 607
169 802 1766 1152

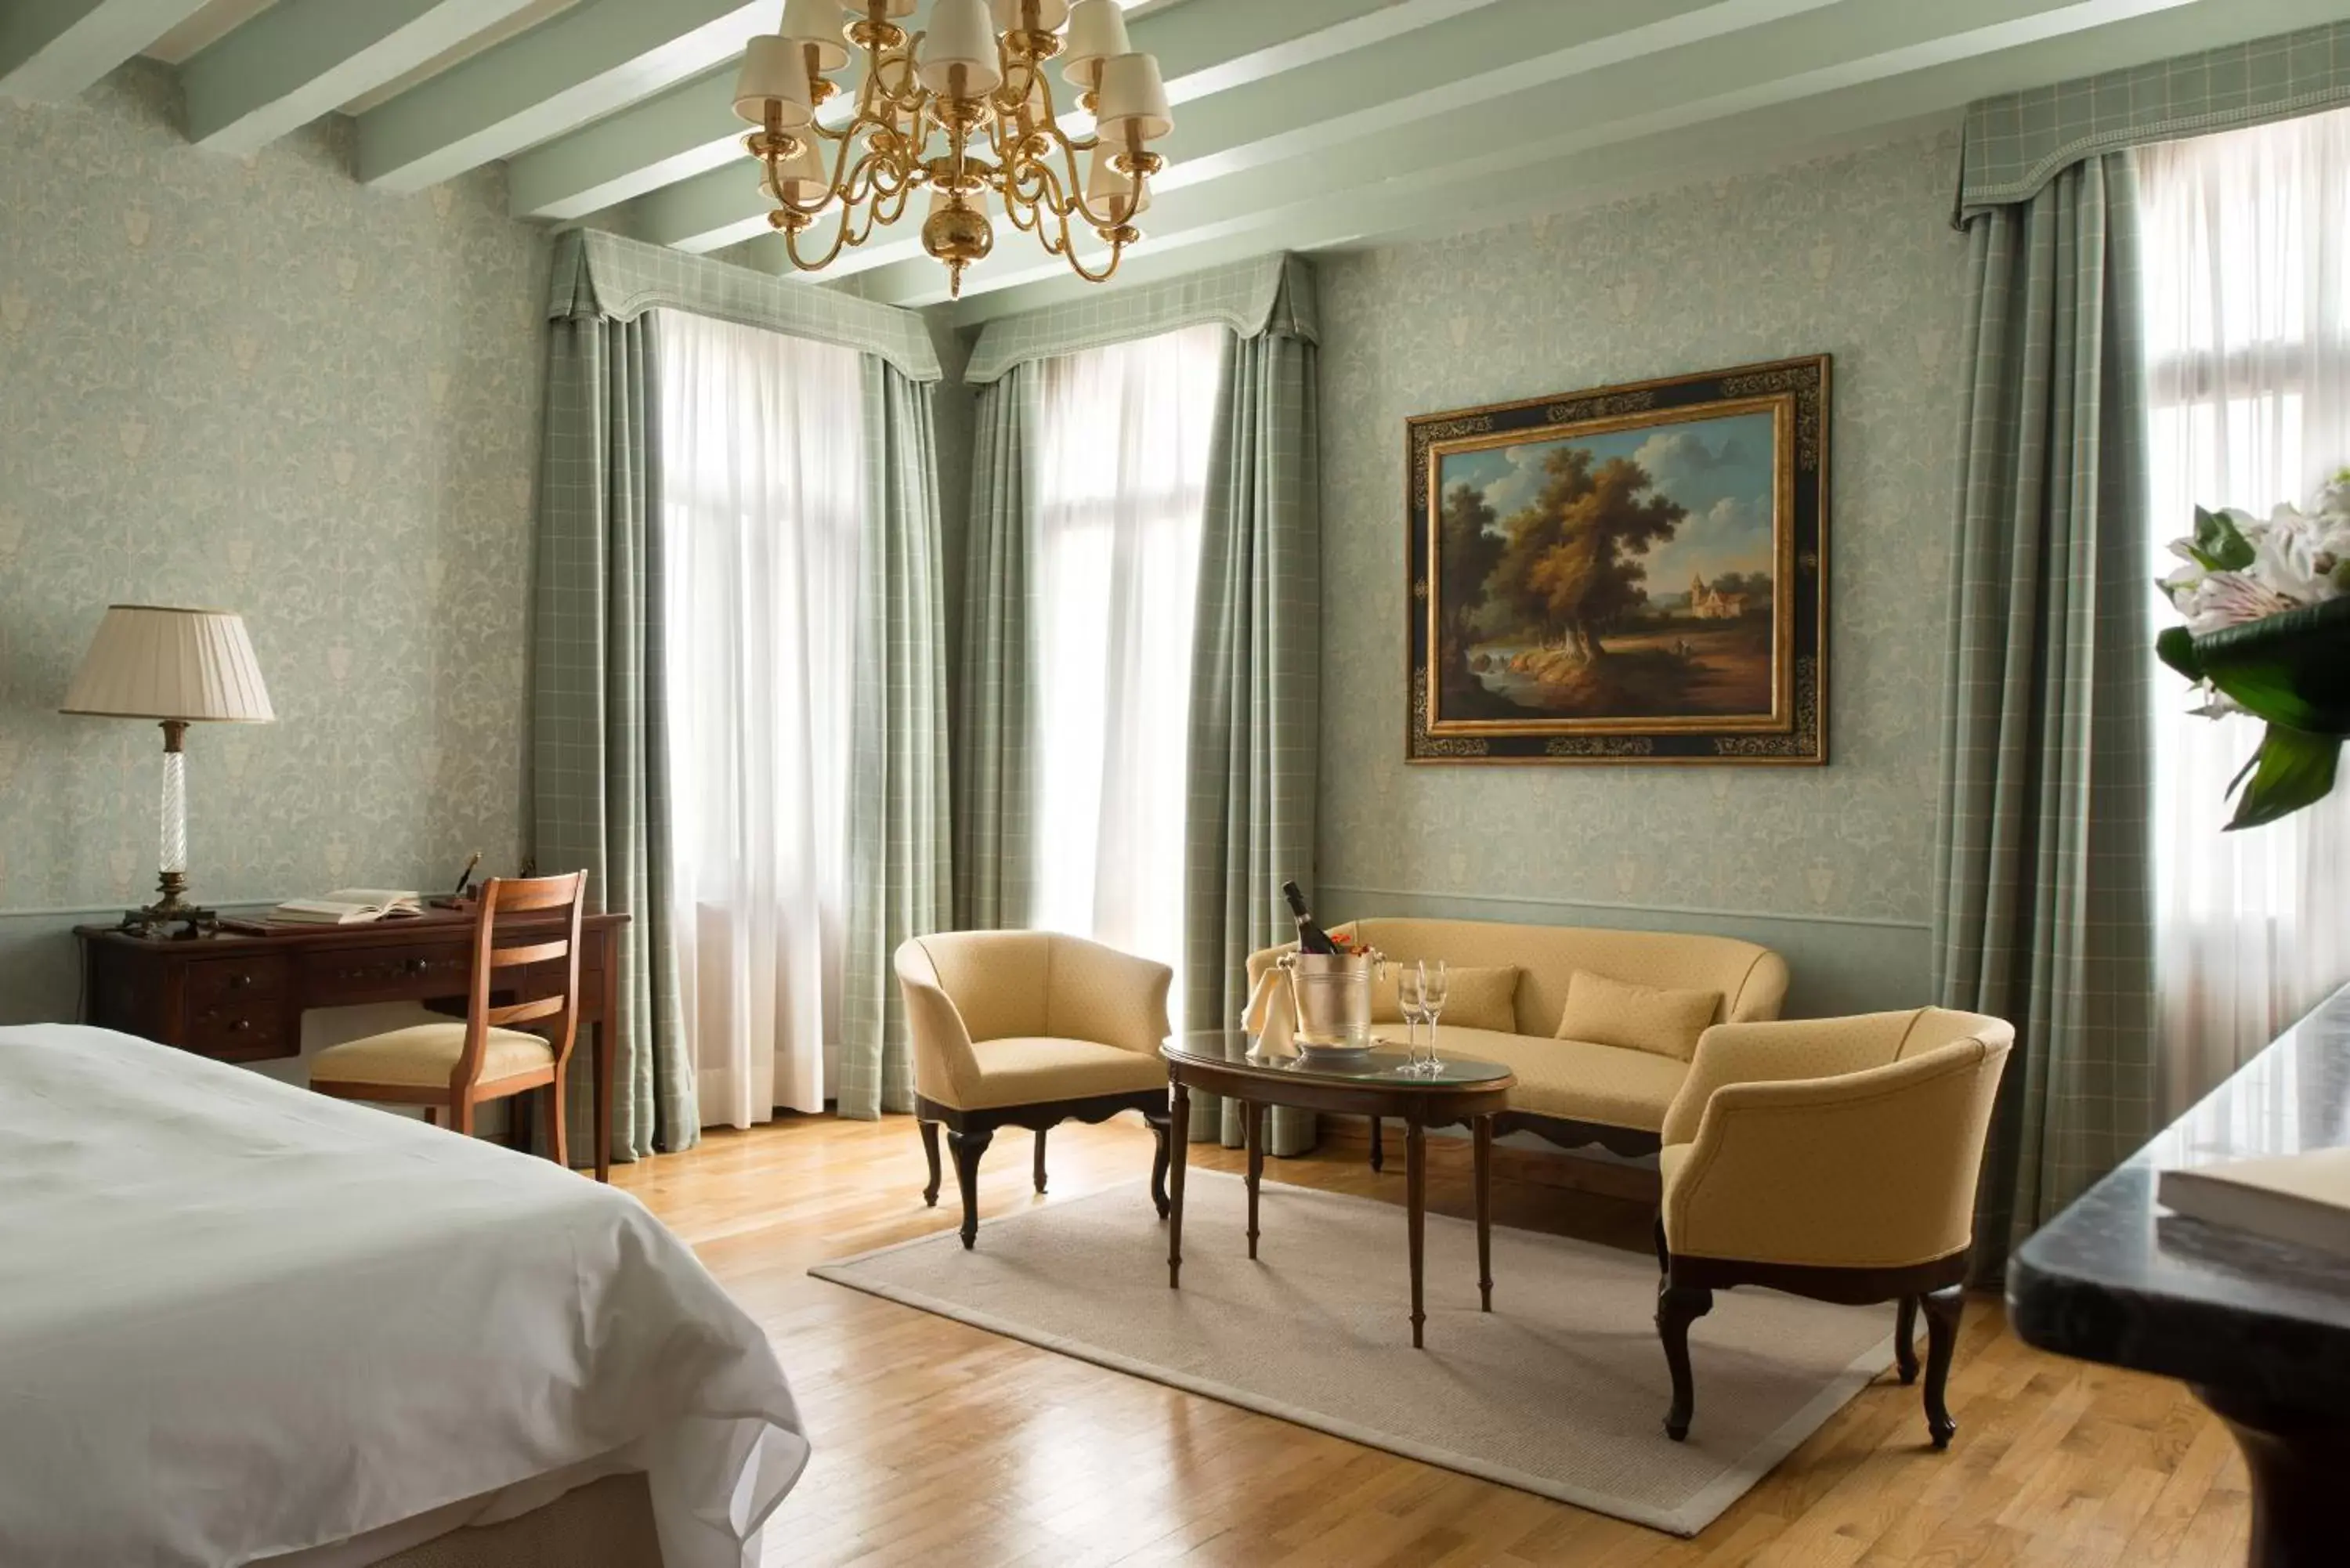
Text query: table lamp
61 605 274 938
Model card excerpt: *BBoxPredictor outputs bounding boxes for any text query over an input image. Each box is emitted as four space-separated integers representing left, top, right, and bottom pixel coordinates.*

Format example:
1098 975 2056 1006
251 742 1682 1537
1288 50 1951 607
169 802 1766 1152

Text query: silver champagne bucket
1277 951 1378 1047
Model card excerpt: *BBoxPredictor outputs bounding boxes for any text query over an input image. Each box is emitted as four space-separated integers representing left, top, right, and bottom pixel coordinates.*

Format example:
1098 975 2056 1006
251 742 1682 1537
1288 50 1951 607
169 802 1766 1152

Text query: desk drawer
186 955 291 1008
308 944 475 1006
186 997 292 1060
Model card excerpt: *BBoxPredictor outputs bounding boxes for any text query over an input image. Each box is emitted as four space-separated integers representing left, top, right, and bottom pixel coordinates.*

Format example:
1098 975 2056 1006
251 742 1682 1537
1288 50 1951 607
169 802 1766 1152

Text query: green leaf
2193 506 2256 570
2155 625 2204 684
2195 597 2350 735
2225 724 2343 831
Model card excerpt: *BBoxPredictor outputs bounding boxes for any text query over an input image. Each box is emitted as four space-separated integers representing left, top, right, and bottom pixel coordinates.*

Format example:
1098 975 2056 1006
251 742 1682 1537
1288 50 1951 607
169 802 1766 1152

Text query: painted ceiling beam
837 0 2199 308
180 0 550 155
355 0 770 193
0 0 213 100
535 0 1506 227
933 0 2350 323
631 0 1835 256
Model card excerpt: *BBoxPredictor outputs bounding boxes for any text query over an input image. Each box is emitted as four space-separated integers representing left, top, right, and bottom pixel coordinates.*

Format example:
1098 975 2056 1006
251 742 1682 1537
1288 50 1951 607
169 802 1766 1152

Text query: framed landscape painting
1405 355 1829 764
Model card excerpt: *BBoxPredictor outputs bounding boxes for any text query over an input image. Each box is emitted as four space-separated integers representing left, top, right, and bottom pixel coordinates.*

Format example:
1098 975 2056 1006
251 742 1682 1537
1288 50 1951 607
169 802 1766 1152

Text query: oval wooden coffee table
1160 1030 1517 1348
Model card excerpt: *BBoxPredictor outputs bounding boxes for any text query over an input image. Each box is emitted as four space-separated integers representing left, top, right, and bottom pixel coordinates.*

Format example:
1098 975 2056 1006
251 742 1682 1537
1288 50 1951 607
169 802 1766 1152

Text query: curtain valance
1956 20 2350 222
545 229 943 384
963 252 1318 385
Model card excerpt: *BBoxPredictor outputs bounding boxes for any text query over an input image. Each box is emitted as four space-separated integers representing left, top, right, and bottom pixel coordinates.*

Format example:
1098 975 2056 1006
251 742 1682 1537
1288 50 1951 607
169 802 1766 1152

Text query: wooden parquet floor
612 1114 2250 1568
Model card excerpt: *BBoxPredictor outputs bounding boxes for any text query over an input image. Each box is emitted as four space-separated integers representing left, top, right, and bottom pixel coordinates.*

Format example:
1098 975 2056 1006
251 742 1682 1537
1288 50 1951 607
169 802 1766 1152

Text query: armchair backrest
898 930 1173 1052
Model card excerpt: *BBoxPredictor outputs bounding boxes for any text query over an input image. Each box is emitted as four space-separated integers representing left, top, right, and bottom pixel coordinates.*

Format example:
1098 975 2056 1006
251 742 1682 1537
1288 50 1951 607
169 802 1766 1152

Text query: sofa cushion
1554 970 1719 1062
1428 1026 1689 1133
1369 964 1519 1031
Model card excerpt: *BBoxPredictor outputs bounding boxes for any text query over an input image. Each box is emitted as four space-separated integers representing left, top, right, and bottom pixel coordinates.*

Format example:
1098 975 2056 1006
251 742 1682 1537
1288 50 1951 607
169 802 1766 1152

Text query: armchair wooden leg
1033 1128 1048 1194
918 1120 942 1208
948 1126 993 1250
1146 1112 1172 1219
1651 1218 1669 1277
1920 1285 1964 1449
1657 1280 1714 1442
1894 1293 1922 1385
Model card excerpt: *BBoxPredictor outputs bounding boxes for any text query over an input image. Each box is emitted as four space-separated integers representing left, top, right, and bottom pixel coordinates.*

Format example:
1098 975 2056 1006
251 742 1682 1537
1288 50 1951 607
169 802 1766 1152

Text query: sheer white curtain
656 310 865 1125
2142 110 2350 1113
1032 324 1227 996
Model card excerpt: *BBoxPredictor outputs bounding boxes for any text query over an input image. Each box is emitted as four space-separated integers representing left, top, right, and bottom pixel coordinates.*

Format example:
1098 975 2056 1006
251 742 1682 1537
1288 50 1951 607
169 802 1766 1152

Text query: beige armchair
1653 1006 2013 1448
895 930 1175 1248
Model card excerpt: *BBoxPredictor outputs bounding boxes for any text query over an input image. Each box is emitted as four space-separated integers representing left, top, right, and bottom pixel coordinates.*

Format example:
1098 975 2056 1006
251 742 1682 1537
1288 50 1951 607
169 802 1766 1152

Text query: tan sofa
1246 916 1789 1155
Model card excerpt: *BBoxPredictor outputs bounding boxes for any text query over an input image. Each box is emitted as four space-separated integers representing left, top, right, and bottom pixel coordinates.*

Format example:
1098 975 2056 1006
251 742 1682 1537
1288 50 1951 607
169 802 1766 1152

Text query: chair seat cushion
952 1035 1169 1111
311 1023 554 1089
1426 1026 1690 1133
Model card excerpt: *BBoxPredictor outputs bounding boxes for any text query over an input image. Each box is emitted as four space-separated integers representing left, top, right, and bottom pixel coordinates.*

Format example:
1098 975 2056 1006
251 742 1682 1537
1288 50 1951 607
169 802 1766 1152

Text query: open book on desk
268 889 424 926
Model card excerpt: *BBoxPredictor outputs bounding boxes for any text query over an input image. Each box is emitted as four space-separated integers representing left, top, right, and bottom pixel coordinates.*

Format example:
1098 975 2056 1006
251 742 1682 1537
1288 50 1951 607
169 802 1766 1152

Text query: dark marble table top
2008 985 2350 1411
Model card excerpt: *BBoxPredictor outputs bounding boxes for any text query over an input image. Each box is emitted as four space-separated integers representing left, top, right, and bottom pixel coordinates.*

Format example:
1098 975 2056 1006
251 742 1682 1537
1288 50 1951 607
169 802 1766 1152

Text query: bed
0 1023 808 1568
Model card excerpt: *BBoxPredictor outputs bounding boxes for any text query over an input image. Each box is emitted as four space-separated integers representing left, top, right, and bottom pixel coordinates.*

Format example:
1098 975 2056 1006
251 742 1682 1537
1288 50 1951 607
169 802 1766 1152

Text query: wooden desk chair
309 873 589 1169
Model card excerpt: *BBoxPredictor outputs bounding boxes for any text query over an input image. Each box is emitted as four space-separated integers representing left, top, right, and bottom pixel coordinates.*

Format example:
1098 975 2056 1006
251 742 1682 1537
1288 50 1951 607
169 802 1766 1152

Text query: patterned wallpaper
1316 132 1968 942
0 63 545 1009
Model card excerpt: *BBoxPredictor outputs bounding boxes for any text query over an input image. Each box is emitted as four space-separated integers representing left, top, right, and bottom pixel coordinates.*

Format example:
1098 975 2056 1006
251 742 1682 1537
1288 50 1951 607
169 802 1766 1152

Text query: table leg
1167 1078 1189 1289
1245 1100 1264 1260
595 943 617 1183
1368 1114 1383 1172
1474 1113 1494 1312
2198 1382 2350 1568
1406 1113 1426 1349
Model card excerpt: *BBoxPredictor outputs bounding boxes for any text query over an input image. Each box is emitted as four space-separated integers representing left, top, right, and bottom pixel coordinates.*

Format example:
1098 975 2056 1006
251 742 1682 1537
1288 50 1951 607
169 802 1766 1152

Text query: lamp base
118 871 219 941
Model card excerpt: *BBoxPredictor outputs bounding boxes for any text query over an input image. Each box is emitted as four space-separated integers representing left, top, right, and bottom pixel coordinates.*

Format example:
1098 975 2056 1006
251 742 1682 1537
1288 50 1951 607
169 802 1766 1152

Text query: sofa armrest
1658 1010 1921 1146
895 938 983 1109
1726 948 1791 1023
1663 1039 2008 1269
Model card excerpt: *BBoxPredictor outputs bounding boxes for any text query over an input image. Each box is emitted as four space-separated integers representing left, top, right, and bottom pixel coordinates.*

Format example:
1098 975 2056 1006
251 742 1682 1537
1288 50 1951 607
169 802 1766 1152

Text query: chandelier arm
783 211 860 273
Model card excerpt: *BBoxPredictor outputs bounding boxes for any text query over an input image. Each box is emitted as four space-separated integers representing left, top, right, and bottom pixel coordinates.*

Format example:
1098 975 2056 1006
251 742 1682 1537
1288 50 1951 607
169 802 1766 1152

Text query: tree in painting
1437 481 1504 675
1488 446 1686 663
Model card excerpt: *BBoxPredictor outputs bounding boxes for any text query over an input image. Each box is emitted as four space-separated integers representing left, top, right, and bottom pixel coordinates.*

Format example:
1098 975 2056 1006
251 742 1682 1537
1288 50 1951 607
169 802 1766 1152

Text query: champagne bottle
1282 880 1340 956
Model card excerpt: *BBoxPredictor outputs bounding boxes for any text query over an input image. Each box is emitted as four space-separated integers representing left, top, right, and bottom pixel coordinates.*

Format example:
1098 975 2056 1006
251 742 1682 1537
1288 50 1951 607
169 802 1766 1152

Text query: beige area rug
811 1172 1896 1535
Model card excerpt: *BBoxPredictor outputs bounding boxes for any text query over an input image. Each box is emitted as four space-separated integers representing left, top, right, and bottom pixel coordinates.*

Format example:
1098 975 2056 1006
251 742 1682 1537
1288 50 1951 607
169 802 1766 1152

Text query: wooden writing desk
75 909 631 1181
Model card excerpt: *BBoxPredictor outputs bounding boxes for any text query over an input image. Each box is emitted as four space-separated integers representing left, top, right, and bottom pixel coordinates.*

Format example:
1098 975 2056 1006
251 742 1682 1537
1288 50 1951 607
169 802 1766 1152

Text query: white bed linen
0 1024 808 1568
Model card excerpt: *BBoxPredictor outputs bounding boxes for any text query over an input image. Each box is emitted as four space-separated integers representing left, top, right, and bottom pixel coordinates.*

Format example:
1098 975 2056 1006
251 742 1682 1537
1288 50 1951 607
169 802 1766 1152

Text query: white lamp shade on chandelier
778 0 851 70
731 0 1175 294
1061 0 1132 91
734 35 815 127
1086 144 1148 220
60 605 274 724
918 0 1003 96
1093 51 1170 144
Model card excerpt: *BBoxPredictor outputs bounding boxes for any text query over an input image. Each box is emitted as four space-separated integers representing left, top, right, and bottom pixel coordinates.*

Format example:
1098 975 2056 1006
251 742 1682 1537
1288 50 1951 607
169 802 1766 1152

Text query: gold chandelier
732 0 1172 298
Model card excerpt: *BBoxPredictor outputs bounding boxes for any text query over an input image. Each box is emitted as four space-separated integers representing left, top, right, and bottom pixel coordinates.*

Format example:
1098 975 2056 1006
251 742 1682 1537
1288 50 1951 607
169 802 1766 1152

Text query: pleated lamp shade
61 605 275 723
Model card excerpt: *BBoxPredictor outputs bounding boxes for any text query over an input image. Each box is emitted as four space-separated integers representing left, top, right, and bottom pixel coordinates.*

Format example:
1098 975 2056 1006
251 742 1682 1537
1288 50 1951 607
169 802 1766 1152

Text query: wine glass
1419 959 1449 1075
1394 962 1426 1072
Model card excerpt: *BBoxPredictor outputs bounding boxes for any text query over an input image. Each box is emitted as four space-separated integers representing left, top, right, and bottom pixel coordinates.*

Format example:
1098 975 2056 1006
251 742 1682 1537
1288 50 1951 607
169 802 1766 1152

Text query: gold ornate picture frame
1405 355 1829 765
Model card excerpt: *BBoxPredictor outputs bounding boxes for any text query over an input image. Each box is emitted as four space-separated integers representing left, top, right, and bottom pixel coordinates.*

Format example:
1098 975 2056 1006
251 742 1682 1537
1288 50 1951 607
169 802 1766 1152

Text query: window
656 310 866 1125
1030 324 1227 998
2141 110 2350 1110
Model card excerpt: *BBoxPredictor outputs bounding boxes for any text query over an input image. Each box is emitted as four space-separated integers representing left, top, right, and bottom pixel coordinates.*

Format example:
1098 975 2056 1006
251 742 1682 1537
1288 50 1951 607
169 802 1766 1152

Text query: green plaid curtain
1932 153 2157 1279
840 359 954 1119
1184 316 1322 1155
531 312 694 1163
951 365 1041 930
